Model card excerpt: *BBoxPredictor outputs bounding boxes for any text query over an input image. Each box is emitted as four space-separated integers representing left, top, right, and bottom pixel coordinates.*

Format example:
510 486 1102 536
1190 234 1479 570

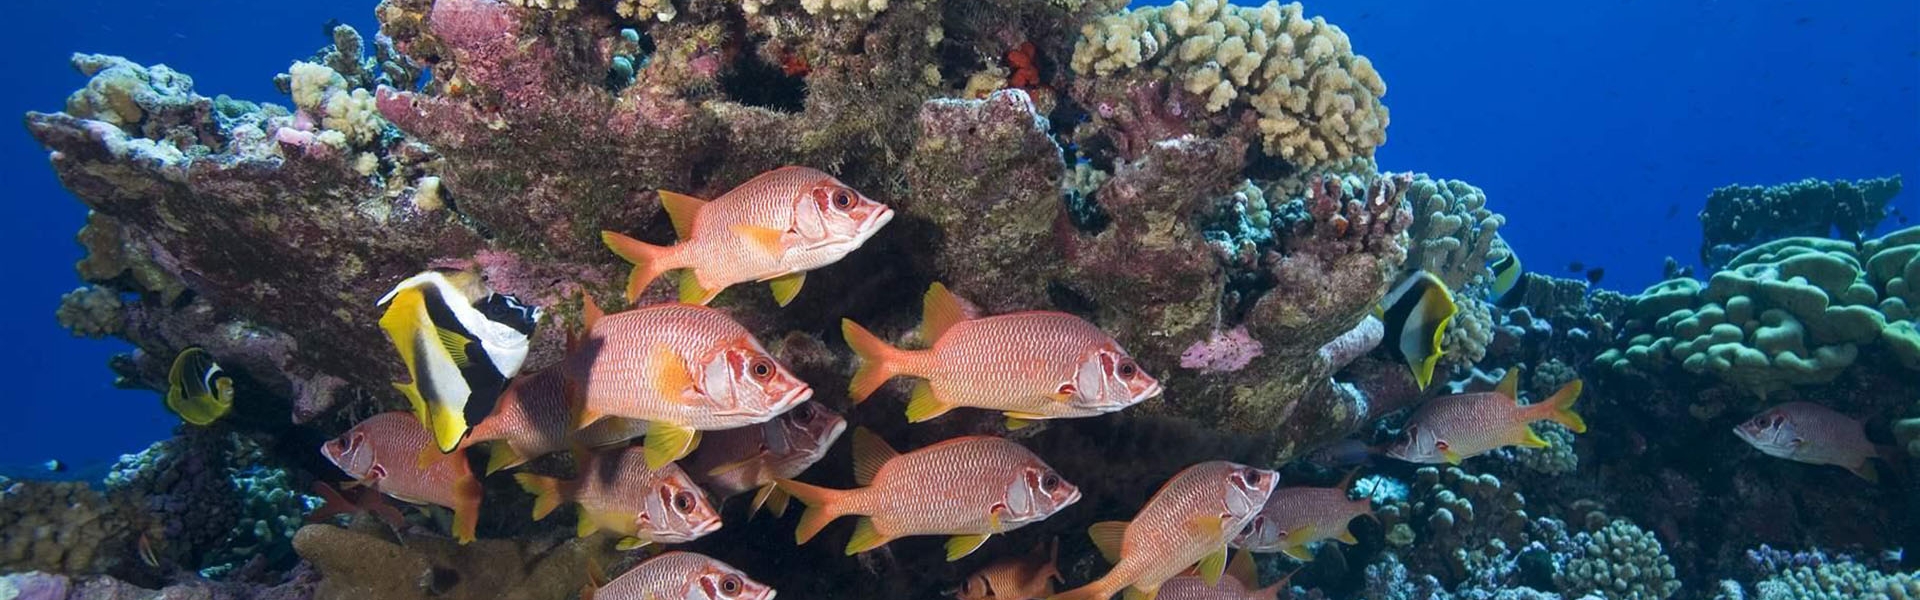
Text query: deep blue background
2 0 1914 468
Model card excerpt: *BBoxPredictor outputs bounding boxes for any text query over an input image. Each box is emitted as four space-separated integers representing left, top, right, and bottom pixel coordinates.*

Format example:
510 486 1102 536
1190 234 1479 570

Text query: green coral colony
4 0 1917 599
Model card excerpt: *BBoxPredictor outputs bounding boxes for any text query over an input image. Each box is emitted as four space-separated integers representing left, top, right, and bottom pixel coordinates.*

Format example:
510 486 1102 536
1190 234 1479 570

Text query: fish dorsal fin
920 282 978 343
732 224 787 257
657 190 706 239
1226 548 1258 588
1196 546 1229 587
1087 521 1128 564
1336 467 1361 493
1495 366 1520 399
851 427 897 486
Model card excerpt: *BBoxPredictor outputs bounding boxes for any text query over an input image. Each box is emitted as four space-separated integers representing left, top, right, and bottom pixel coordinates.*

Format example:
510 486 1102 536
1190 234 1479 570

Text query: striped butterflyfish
377 269 543 453
1488 253 1529 308
1378 270 1457 391
165 346 233 426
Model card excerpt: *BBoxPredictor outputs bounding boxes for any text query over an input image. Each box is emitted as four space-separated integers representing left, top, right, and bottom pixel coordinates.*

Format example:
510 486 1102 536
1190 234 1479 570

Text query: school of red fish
323 166 1628 600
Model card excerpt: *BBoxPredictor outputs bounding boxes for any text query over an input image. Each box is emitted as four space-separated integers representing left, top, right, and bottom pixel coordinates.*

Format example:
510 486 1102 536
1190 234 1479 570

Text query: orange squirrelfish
1734 401 1888 482
682 402 848 517
602 166 894 307
1052 461 1278 600
459 367 650 475
1230 471 1374 561
779 429 1081 561
566 299 813 468
958 537 1062 600
1382 368 1586 465
583 551 776 600
1154 551 1286 600
514 446 723 551
843 283 1162 429
319 412 484 544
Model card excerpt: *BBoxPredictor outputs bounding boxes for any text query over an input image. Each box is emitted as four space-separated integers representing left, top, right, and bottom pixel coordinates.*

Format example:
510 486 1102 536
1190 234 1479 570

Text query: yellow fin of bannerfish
904 381 955 423
768 272 805 307
1490 253 1523 299
657 190 707 239
1196 546 1229 587
165 347 234 426
946 534 991 562
1087 521 1128 563
1382 271 1457 390
435 328 473 367
643 422 701 469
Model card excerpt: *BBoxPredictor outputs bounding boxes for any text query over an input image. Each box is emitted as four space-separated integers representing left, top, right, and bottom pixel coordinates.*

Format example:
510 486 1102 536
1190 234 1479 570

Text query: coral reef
292 523 614 600
0 478 133 577
1699 176 1903 270
56 286 124 338
1405 176 1505 291
104 431 317 577
1555 519 1682 600
1753 561 1920 600
1069 0 1388 170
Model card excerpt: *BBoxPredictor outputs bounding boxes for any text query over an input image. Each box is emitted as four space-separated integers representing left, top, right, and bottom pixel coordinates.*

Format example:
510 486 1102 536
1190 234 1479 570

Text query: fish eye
720 574 743 595
832 190 853 209
750 358 775 380
673 491 696 512
792 403 815 420
1041 472 1061 492
1117 360 1138 378
1244 469 1264 486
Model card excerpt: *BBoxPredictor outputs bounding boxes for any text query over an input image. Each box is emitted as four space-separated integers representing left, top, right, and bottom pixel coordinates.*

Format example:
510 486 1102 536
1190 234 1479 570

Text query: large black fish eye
1117 360 1138 378
750 358 775 380
792 403 815 420
1041 472 1061 492
720 574 743 595
832 190 853 209
1244 469 1264 486
673 491 696 512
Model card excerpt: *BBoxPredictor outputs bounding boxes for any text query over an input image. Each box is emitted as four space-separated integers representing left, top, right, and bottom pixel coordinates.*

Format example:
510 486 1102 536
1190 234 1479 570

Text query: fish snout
773 385 815 416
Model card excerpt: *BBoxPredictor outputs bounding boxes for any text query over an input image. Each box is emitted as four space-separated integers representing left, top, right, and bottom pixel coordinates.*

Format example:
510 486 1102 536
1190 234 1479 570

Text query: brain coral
1070 0 1388 169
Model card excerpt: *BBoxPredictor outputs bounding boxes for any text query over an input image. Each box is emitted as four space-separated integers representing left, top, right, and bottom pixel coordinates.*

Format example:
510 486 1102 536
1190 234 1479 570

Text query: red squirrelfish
583 551 776 600
566 301 813 468
459 367 649 475
1230 472 1374 561
319 412 484 544
602 166 893 307
958 537 1062 600
514 446 723 551
682 402 848 517
779 429 1081 561
1734 401 1887 482
1155 550 1286 600
843 283 1161 429
1052 461 1278 600
1383 369 1585 465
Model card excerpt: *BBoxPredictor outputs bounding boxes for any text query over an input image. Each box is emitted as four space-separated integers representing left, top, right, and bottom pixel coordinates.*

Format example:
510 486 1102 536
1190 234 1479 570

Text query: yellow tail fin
1536 379 1586 433
777 478 850 544
601 231 672 302
514 473 567 521
842 319 905 404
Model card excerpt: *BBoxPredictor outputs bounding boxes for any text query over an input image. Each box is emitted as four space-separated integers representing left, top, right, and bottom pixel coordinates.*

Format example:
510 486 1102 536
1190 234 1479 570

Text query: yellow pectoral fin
643 422 701 469
1188 515 1225 538
576 507 602 538
648 345 696 404
731 224 787 257
1197 546 1228 587
615 537 652 552
1517 427 1551 449
1004 415 1035 431
416 446 442 471
946 534 992 562
1442 448 1464 465
1281 543 1315 561
434 328 474 368
749 484 778 517
768 272 805 307
765 487 792 518
1334 528 1359 545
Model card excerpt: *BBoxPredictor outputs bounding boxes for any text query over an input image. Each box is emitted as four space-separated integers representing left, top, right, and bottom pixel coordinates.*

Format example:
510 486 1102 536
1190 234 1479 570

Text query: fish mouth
694 515 725 536
774 386 815 414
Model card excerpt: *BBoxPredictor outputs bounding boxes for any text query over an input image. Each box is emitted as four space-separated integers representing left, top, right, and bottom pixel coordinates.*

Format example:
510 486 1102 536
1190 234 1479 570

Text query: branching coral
0 478 134 576
1699 176 1903 270
63 54 209 143
1754 561 1920 600
1555 519 1683 600
1377 466 1531 586
1406 175 1505 291
1069 0 1388 169
56 285 125 338
105 431 316 576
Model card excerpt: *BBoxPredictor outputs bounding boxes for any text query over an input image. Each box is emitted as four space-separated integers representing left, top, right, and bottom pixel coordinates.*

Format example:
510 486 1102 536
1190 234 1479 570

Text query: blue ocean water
1 0 1914 470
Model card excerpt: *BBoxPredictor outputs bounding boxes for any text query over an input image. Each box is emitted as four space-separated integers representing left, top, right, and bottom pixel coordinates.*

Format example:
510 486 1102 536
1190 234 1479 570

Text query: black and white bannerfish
1378 270 1458 391
377 269 543 453
165 346 234 426
1488 253 1529 308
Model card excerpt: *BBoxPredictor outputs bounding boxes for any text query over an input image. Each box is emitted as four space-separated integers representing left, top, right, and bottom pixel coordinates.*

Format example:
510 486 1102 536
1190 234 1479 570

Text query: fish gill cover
2 0 1917 599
